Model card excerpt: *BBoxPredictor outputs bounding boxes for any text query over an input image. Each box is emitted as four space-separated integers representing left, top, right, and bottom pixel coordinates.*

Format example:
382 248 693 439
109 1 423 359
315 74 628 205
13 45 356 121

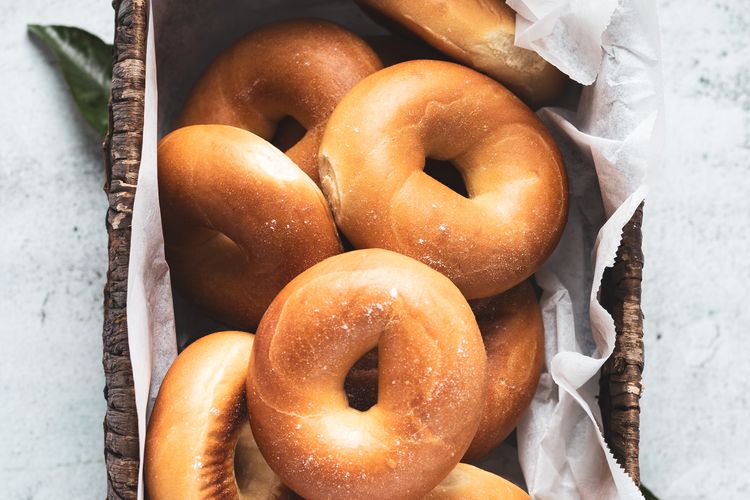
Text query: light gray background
0 1 746 498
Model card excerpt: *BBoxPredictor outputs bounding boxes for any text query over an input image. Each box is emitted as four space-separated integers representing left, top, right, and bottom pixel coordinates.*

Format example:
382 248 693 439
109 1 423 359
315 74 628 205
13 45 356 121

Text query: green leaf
641 484 661 500
28 24 113 138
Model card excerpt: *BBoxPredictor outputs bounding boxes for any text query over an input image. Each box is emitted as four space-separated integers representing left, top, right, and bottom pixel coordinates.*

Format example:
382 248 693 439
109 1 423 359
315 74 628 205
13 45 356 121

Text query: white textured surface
0 1 112 499
640 1 750 499
0 1 747 499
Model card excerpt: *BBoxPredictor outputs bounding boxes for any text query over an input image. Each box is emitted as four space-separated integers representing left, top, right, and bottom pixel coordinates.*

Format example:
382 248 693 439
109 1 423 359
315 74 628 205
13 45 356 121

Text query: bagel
319 60 568 300
356 0 566 106
424 463 530 500
464 281 544 461
178 18 383 185
145 331 295 499
247 249 487 500
158 125 341 329
344 281 544 460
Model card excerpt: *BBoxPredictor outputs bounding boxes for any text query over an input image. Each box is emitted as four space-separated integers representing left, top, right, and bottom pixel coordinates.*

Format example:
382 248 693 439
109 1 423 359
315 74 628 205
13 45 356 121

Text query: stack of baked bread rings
145 2 569 499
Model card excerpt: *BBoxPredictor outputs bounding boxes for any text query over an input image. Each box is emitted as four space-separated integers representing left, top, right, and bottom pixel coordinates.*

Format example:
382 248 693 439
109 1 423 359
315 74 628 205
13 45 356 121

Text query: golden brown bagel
178 18 383 185
464 281 545 461
145 331 294 499
158 125 341 329
356 0 566 106
319 60 568 300
424 463 530 500
344 281 544 460
247 249 487 500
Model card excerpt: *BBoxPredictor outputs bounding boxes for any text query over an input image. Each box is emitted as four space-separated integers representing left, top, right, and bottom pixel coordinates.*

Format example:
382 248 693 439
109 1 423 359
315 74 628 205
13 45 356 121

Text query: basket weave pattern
103 1 147 498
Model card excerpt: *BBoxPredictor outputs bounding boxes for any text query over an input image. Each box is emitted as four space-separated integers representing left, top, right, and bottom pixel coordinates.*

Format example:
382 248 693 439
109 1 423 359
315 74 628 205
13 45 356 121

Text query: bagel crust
344 281 544 460
145 331 289 499
423 463 530 500
464 281 545 461
357 0 566 106
178 18 382 185
158 125 341 329
247 249 487 500
320 60 568 300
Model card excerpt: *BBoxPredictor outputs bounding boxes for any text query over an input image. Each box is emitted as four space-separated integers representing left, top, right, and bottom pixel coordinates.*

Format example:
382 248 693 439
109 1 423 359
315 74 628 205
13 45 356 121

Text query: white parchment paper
126 1 662 498
509 1 662 499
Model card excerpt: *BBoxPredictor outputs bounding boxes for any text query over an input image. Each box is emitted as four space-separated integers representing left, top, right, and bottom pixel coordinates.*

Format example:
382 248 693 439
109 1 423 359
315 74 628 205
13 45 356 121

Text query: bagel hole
423 158 469 198
344 348 379 412
338 231 356 252
271 116 306 152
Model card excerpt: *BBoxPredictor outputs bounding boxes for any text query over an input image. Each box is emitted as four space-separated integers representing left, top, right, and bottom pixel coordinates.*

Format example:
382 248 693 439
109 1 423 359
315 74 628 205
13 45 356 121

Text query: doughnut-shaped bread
464 281 544 461
247 249 487 500
356 0 566 106
145 331 293 499
424 463 530 500
158 125 341 329
344 281 545 460
178 18 383 185
319 60 568 300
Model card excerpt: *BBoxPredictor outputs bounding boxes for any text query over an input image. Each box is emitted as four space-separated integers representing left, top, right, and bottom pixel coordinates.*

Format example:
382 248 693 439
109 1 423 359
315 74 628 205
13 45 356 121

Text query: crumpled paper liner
125 1 662 498
511 1 661 499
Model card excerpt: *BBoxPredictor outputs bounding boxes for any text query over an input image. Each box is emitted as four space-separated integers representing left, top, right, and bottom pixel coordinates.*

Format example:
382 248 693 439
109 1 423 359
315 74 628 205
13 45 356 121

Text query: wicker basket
102 1 645 498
